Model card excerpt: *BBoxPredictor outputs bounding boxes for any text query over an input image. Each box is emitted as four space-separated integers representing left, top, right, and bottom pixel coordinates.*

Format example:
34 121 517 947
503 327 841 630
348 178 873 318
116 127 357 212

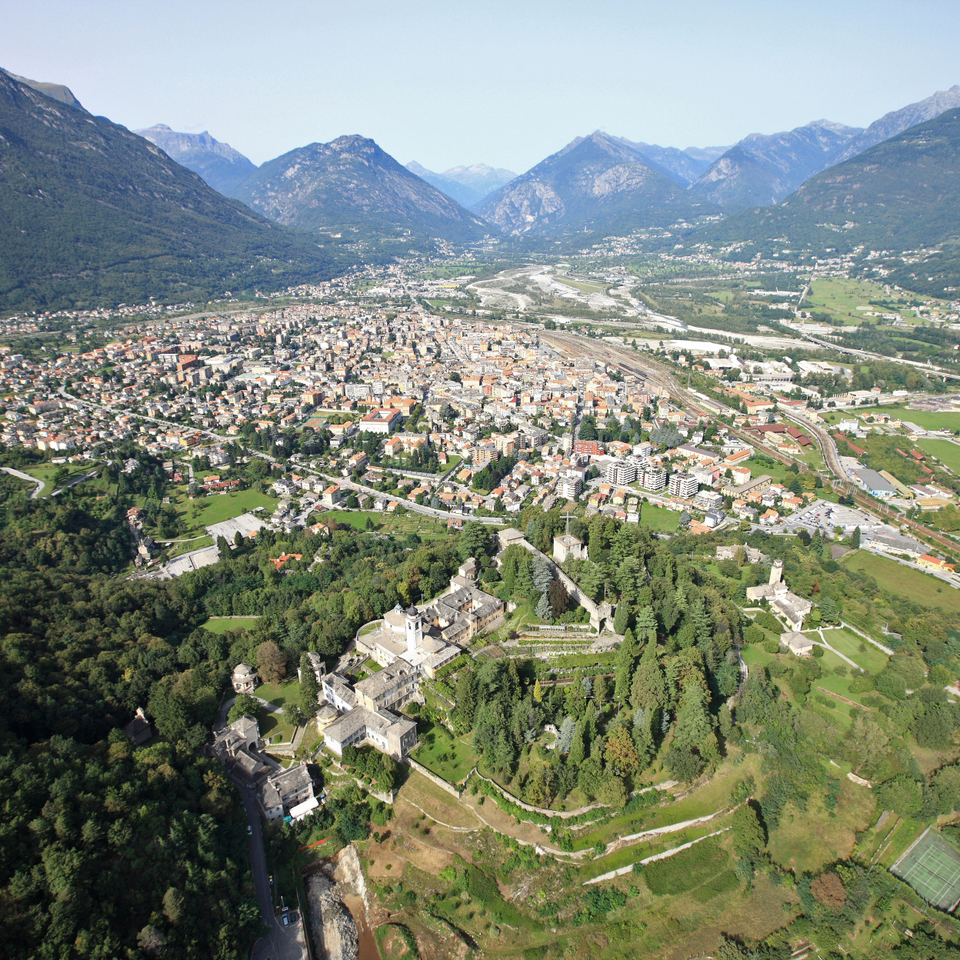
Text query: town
4 260 960 960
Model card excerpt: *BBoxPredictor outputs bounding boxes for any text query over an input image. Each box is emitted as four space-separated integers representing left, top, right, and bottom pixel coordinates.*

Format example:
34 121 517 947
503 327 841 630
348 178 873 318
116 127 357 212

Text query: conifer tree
614 627 640 701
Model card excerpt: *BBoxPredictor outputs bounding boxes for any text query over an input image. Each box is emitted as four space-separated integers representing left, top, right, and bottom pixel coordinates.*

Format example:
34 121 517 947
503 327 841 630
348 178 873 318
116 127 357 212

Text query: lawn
916 437 960 473
746 457 803 486
321 509 381 530
175 488 275 534
22 462 98 497
636 502 680 533
202 616 261 634
410 720 477 784
254 679 301 742
820 627 889 674
842 551 960 615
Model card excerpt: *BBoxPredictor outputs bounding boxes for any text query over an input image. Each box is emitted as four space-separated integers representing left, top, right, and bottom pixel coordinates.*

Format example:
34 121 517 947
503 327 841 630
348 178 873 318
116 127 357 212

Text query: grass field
253 680 301 742
639 503 680 533
805 277 928 327
820 627 889 674
556 275 607 294
842 551 960 615
891 827 960 910
834 405 960 433
768 773 876 874
22 462 101 497
321 509 380 530
202 616 260 634
175 488 276 534
916 438 960 473
411 721 477 784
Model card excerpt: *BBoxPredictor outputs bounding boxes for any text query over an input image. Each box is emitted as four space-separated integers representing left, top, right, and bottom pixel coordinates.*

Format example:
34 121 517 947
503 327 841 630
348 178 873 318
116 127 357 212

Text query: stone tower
769 558 784 586
405 607 423 658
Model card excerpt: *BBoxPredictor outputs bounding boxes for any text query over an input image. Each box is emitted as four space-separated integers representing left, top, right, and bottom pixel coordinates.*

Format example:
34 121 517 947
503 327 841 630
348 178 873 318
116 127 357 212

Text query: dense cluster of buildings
314 559 503 761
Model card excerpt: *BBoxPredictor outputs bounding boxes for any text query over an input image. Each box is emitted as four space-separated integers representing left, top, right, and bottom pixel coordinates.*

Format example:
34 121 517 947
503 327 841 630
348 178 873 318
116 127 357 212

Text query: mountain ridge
232 135 489 247
405 161 516 208
475 131 718 238
694 106 960 295
689 119 863 210
0 69 340 312
135 124 258 196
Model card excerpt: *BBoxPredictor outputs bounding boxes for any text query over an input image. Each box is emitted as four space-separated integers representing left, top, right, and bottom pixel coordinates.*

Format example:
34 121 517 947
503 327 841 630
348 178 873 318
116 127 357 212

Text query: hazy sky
3 0 959 173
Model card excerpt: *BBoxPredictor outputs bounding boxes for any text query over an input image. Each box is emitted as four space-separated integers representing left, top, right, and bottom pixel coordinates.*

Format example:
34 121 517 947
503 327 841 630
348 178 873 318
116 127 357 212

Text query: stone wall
405 757 463 798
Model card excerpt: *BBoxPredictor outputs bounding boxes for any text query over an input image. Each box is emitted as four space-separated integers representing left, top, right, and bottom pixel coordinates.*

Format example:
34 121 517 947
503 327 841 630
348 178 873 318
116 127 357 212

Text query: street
230 774 307 960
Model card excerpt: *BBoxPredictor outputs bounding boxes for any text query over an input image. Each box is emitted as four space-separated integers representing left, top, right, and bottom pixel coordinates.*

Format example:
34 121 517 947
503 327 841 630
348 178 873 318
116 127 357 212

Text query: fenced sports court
890 827 960 912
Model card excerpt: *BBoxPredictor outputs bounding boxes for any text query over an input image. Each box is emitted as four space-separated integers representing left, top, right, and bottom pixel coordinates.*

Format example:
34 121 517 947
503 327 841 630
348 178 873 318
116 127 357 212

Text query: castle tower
405 607 423 658
769 558 784 586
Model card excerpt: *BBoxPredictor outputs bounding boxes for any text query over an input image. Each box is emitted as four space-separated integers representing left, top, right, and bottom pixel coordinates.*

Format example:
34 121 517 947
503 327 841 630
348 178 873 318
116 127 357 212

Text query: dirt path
817 686 869 709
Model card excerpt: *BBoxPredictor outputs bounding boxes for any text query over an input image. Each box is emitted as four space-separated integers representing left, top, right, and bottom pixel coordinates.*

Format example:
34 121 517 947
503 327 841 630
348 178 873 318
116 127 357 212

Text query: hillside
690 120 862 209
136 124 258 196
232 136 489 247
695 108 960 295
476 131 718 238
0 70 343 312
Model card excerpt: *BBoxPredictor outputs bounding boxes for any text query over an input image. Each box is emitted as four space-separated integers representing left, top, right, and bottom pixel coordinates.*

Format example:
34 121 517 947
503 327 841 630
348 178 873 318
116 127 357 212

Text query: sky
3 0 960 174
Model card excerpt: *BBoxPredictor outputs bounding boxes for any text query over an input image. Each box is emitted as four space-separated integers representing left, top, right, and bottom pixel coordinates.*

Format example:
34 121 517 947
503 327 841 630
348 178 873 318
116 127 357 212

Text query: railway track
542 329 960 555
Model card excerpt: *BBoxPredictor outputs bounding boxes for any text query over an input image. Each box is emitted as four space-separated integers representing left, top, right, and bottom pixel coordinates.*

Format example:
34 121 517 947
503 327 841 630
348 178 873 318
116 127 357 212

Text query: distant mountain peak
690 118 862 210
404 160 516 209
0 69 335 311
475 130 717 237
135 124 257 196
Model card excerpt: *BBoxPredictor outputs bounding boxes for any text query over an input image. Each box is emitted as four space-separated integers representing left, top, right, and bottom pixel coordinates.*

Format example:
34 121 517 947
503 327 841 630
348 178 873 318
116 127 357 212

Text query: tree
604 725 640 776
731 801 766 867
630 641 666 711
532 554 553 594
811 872 847 911
818 596 839 625
613 602 630 635
557 716 576 754
848 714 888 773
459 521 490 561
536 591 552 621
851 525 861 549
256 641 287 683
228 693 260 723
300 653 319 716
614 628 640 702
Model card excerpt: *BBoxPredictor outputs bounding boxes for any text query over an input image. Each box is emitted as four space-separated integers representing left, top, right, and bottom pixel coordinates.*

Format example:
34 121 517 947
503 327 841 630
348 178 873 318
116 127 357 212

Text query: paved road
1 466 44 499
231 773 307 960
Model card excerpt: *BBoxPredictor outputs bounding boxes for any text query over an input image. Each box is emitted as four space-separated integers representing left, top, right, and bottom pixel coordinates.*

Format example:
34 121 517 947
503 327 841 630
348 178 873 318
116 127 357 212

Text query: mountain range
699 106 960 293
135 124 258 196
405 162 516 208
0 70 340 311
3 63 960 309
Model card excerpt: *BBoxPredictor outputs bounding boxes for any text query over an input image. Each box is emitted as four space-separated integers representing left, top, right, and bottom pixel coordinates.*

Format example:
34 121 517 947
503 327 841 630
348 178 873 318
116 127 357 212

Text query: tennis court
890 827 960 911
